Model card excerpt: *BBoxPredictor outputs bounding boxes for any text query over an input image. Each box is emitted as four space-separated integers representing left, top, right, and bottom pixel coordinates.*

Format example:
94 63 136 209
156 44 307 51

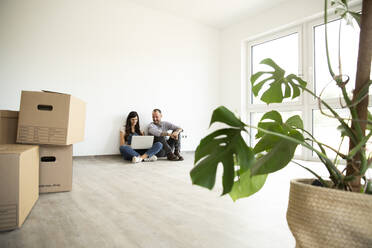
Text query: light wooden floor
0 152 314 248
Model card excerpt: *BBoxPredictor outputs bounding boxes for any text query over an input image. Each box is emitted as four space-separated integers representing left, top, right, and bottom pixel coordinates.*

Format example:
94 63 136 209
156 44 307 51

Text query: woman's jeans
119 142 163 161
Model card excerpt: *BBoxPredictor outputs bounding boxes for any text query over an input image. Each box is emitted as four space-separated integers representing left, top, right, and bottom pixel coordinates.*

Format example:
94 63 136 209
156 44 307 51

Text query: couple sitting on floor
119 109 184 163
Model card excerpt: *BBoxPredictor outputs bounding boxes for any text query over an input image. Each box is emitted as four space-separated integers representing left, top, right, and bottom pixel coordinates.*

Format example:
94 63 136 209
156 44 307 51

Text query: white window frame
246 26 305 160
306 14 372 161
245 3 366 162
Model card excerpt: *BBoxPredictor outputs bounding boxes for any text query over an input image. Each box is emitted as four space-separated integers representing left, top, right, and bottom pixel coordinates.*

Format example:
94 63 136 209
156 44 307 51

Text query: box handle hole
41 156 56 162
37 105 53 111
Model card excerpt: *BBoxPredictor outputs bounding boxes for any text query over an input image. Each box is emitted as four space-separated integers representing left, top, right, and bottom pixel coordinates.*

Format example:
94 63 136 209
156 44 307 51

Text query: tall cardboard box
0 144 39 231
17 91 86 145
0 110 18 144
39 145 73 193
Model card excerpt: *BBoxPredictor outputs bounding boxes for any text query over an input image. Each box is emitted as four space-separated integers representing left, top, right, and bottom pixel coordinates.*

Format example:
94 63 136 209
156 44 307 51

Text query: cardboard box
0 144 39 231
0 110 19 144
39 145 73 193
17 91 86 145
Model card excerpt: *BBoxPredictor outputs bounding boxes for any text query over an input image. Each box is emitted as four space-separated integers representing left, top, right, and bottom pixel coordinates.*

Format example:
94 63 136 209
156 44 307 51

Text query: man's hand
170 131 179 140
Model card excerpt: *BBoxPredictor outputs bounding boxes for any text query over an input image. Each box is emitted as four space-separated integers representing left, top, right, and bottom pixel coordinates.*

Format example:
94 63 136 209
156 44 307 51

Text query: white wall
0 0 220 156
219 0 324 113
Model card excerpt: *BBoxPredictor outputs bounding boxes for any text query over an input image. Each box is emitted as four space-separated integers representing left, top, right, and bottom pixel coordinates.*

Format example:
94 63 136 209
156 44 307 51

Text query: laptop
130 136 154 149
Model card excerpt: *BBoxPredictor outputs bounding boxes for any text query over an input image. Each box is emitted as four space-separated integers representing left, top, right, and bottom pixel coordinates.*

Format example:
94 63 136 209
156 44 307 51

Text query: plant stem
301 86 358 144
347 0 372 192
324 0 336 78
246 125 343 184
292 160 329 187
301 128 348 159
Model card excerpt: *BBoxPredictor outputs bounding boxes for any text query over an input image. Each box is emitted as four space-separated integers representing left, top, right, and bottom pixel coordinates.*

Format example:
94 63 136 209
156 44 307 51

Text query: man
148 109 183 161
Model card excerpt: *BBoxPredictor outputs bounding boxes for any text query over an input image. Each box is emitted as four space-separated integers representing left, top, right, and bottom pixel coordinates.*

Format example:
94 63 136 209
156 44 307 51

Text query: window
312 108 350 158
247 8 371 161
251 32 299 104
313 18 360 100
247 27 303 159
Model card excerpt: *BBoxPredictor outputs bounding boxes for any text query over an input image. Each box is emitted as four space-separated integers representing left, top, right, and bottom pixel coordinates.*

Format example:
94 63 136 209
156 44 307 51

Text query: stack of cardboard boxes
0 91 86 231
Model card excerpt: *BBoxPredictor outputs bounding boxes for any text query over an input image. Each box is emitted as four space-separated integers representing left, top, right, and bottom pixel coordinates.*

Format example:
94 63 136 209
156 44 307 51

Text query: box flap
66 96 86 144
42 90 69 95
0 110 18 118
21 90 70 96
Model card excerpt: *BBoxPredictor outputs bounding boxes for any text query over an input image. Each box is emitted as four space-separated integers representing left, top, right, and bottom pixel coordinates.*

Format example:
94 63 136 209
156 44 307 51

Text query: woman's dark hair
124 111 141 141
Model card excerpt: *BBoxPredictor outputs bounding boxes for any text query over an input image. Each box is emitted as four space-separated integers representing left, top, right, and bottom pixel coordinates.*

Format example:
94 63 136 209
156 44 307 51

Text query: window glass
251 33 299 104
247 13 371 162
313 107 372 160
312 108 350 159
314 18 360 99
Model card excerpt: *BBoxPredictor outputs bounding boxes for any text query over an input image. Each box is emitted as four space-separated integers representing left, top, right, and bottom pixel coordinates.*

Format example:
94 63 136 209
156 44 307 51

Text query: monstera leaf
252 111 305 175
251 58 307 104
190 106 255 195
252 130 304 175
229 169 268 201
253 111 303 153
190 107 305 198
209 105 246 128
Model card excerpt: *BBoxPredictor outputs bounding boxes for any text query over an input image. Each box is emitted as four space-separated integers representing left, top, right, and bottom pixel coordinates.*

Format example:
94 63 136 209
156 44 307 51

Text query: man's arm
163 121 182 132
172 128 183 135
160 131 171 137
148 123 162 137
170 128 183 140
163 121 182 139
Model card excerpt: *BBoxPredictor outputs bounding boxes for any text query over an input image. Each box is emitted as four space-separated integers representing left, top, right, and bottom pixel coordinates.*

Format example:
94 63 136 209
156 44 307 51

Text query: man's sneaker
167 153 179 161
132 156 143 163
144 155 157 162
174 151 184 161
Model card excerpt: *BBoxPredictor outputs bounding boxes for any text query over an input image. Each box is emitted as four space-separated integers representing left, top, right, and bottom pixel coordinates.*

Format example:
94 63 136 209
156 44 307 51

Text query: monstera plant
190 0 372 200
191 2 372 246
191 1 372 246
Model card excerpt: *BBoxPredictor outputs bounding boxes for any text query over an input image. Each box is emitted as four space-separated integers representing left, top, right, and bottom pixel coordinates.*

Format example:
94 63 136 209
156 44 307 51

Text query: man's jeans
154 134 181 157
119 142 163 161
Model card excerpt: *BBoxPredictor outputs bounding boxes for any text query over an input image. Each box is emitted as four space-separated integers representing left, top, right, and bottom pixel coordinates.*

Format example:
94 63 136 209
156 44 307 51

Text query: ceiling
128 0 290 29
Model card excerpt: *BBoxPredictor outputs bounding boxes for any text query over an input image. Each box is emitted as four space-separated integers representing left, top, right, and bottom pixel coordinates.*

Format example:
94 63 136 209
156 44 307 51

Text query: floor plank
0 152 313 248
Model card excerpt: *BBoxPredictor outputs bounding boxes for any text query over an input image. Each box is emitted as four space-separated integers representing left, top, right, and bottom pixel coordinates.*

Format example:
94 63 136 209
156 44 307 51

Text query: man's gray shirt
148 121 181 137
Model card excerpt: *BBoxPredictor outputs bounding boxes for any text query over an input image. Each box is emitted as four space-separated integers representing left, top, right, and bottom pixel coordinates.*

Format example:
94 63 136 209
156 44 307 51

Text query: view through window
247 13 371 161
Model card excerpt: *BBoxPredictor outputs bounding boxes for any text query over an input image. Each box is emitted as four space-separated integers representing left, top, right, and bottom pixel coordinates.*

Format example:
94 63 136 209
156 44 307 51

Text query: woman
119 111 162 163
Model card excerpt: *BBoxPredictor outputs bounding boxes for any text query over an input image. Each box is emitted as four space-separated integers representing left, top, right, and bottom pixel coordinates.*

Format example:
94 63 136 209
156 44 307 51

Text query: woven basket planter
286 179 372 248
